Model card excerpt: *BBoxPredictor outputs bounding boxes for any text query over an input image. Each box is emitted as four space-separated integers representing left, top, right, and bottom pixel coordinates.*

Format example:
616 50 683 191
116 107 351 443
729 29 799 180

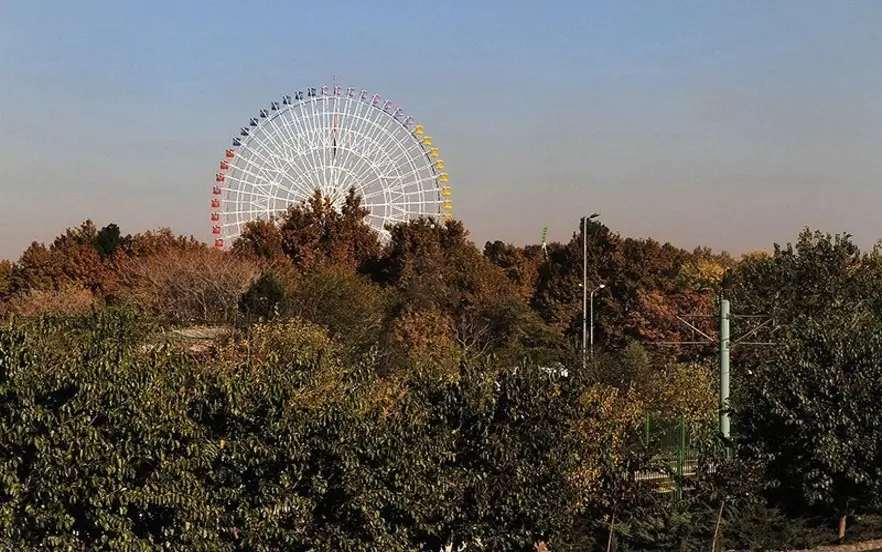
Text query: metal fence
634 413 715 496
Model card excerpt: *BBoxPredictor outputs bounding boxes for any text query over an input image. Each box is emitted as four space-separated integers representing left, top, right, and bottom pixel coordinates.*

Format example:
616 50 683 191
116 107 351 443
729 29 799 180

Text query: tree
95 223 127 260
278 189 381 272
11 221 111 294
377 219 549 365
116 246 260 324
483 240 542 301
288 263 389 352
232 219 285 262
238 271 287 321
728 229 882 532
0 259 13 300
735 309 882 523
0 282 96 318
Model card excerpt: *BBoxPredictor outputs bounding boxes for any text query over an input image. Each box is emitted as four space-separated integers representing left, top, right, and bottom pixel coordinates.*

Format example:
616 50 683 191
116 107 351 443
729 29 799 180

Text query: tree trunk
711 500 725 552
606 513 616 552
839 514 847 542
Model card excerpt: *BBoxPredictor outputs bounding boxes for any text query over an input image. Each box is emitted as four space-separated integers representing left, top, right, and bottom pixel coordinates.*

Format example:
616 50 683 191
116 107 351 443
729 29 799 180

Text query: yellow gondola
422 136 432 146
435 160 445 170
441 186 451 196
443 199 452 210
439 173 449 182
414 125 424 135
428 147 439 157
443 213 452 222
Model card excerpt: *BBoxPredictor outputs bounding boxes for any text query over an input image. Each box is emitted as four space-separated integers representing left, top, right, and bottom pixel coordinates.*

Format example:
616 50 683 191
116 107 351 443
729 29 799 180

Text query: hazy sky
3 1 882 260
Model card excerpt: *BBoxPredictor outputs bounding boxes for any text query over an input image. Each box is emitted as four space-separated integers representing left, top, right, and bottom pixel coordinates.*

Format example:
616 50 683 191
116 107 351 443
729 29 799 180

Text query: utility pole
653 297 774 441
590 284 605 359
581 213 600 370
582 216 587 371
719 299 730 440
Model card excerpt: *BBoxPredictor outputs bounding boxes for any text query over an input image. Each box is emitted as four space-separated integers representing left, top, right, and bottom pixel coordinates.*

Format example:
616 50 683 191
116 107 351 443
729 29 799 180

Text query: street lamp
582 213 601 370
590 284 605 359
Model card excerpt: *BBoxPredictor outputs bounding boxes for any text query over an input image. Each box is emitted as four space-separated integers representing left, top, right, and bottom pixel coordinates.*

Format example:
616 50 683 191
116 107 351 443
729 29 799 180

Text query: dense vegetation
2 189 882 550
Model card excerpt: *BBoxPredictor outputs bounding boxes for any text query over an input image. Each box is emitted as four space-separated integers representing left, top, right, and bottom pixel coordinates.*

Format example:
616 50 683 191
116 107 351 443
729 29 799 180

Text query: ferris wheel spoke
239 133 291 175
274 110 315 179
344 113 404 184
224 172 275 200
234 139 290 181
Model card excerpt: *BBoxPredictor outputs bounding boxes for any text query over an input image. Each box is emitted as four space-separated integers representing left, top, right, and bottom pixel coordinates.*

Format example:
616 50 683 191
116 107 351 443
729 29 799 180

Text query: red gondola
225 149 235 158
215 173 225 182
219 160 229 170
213 186 223 195
214 238 224 248
211 212 220 222
211 199 220 208
212 225 221 235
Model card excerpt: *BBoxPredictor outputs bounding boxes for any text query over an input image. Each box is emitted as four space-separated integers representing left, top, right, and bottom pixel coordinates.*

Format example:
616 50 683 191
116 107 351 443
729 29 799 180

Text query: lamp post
582 212 601 370
590 284 605 359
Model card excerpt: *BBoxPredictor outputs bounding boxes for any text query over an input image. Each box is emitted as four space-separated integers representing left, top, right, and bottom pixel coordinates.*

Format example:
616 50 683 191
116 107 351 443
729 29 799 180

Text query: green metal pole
720 299 731 441
677 416 685 500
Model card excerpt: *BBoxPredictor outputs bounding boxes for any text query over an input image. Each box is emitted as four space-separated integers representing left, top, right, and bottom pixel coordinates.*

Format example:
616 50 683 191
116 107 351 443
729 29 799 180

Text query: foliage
0 310 641 551
289 263 389 353
95 222 127 260
734 310 882 517
279 189 381 272
238 271 287 321
729 229 882 529
231 219 285 262
0 260 12 300
116 245 260 324
0 282 98 318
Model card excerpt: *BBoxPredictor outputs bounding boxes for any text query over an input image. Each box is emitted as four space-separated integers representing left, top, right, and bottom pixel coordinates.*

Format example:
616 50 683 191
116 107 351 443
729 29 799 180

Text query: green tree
95 222 127 260
729 229 882 532
238 271 287 321
289 263 389 353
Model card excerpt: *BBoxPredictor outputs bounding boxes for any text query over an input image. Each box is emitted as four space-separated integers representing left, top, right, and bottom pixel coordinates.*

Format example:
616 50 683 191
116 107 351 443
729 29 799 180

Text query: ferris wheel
211 85 451 247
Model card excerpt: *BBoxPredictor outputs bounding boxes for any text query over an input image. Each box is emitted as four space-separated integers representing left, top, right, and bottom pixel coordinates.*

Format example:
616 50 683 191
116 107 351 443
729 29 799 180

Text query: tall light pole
582 212 601 370
590 283 605 359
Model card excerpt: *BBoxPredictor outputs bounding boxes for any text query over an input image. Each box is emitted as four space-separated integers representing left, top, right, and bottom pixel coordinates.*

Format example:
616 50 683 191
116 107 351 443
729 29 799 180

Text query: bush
0 312 616 551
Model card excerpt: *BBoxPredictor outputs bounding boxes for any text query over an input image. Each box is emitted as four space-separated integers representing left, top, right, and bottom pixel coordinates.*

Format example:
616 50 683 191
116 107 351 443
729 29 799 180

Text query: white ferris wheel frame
211 85 451 247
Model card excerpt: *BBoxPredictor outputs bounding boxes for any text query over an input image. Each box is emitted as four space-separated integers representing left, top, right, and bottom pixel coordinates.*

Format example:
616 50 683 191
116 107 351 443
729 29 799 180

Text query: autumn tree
278 188 381 272
531 218 619 336
0 259 13 301
10 220 114 295
0 282 96 318
231 219 285 263
116 245 260 324
483 240 543 301
117 227 203 258
377 218 556 365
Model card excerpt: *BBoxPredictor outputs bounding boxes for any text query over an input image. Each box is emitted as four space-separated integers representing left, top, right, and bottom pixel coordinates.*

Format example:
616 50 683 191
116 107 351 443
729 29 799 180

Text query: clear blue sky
3 1 882 259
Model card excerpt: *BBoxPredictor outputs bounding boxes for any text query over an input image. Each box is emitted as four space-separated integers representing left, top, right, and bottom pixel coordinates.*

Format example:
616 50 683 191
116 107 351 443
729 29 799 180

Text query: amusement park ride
210 85 451 248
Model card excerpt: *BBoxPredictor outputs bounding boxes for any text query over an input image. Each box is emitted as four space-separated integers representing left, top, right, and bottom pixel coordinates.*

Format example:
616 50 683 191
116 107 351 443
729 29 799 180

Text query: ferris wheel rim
210 85 451 247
